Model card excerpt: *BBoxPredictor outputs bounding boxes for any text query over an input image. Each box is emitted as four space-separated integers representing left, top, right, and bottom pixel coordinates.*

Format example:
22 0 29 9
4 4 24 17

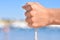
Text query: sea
0 26 60 40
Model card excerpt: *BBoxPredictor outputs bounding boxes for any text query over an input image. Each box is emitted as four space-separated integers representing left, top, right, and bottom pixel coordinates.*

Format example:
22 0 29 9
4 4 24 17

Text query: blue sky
0 0 60 20
0 0 60 40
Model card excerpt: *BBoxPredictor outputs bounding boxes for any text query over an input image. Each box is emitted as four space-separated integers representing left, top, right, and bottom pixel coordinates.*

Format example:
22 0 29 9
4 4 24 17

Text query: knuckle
31 17 36 22
25 17 32 23
28 23 32 27
25 11 28 16
23 4 31 11
30 11 37 16
26 2 31 5
25 11 32 18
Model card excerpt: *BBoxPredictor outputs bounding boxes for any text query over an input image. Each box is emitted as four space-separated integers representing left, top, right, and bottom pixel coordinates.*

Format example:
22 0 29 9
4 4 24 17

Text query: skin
22 2 60 28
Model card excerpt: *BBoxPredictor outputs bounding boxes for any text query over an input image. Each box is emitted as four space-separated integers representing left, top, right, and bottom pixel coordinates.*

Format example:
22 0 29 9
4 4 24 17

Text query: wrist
47 8 55 25
48 8 60 25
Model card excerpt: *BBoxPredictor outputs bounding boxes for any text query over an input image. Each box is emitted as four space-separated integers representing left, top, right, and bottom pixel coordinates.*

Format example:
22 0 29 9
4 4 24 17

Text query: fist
23 2 52 28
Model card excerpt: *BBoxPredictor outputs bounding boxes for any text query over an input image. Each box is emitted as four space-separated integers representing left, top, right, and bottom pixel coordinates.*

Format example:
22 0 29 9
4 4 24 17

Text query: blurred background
0 0 60 40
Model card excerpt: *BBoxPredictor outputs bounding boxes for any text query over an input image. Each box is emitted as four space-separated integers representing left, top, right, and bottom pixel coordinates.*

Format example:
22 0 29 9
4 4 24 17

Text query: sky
0 0 60 20
0 0 60 40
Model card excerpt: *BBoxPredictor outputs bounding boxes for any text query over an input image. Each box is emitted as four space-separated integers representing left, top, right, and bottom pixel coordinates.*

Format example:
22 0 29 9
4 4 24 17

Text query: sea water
0 26 60 40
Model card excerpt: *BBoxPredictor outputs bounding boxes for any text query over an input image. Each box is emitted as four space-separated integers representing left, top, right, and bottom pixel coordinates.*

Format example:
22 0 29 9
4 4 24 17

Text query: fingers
25 10 37 17
25 10 39 28
23 2 49 28
26 2 44 8
23 2 45 28
22 2 34 11
25 16 40 28
22 2 39 11
26 20 40 28
22 4 32 11
25 11 32 18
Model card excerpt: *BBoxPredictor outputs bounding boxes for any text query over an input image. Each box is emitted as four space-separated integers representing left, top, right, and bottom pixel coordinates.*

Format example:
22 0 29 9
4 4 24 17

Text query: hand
23 2 52 28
